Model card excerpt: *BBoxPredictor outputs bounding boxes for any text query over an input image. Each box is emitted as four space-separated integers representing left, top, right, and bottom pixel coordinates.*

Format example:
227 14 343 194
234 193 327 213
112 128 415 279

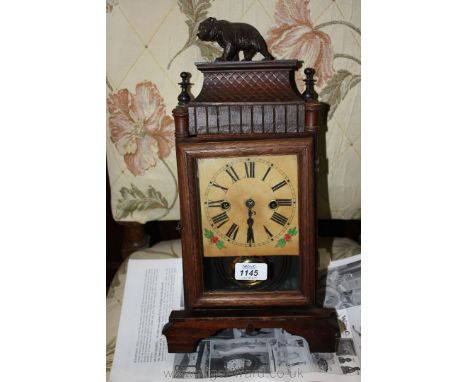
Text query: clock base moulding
162 307 339 353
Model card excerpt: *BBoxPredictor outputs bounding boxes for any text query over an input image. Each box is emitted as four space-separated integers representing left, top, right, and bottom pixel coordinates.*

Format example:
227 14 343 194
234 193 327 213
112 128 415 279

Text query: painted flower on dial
204 229 225 250
267 0 334 88
107 81 174 176
276 227 298 248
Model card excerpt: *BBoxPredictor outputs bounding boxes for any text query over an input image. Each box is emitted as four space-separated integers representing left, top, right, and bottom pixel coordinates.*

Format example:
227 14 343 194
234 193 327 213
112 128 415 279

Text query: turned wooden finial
302 68 318 101
177 72 191 105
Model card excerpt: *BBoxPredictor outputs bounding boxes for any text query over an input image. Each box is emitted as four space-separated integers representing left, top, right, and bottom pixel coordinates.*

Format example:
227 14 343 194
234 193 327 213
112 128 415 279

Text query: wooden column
173 106 190 139
120 222 149 260
305 100 321 133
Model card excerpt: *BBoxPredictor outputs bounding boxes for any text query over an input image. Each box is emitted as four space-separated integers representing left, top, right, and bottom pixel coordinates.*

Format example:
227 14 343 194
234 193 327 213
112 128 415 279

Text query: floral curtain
107 0 361 223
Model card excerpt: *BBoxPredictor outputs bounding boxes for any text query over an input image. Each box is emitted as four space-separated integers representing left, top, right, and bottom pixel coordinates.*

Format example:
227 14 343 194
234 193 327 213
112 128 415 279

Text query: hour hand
247 225 254 244
245 199 255 244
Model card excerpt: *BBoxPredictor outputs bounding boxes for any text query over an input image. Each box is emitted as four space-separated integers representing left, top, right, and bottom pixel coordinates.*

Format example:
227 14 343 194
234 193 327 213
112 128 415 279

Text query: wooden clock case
162 60 339 353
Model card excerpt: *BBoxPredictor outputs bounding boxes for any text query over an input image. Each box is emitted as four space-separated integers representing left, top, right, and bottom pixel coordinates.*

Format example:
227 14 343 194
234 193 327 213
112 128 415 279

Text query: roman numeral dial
271 211 288 226
212 211 229 228
201 156 298 250
225 166 240 182
226 223 239 240
264 225 273 238
244 161 255 178
271 180 287 192
211 182 228 192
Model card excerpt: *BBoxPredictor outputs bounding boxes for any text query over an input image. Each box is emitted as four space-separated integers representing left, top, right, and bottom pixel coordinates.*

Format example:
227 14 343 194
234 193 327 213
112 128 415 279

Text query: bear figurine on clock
162 59 339 353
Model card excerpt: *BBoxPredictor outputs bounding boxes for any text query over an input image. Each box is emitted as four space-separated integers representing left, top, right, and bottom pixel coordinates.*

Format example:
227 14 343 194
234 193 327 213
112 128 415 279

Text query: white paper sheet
110 259 183 382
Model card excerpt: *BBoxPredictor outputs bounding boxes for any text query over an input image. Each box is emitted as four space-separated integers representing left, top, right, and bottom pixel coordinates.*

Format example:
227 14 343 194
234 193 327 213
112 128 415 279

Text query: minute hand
246 208 255 244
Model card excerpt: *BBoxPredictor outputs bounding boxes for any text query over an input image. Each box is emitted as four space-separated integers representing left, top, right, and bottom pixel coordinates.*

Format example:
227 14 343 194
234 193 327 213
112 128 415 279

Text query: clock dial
198 155 299 257
206 158 295 246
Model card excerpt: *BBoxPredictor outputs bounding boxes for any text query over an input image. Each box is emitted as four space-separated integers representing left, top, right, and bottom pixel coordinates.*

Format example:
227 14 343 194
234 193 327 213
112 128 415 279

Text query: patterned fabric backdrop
106 0 361 223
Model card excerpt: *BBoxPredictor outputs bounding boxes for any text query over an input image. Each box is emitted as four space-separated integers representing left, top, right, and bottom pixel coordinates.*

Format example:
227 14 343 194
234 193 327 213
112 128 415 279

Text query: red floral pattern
267 0 334 88
107 81 174 176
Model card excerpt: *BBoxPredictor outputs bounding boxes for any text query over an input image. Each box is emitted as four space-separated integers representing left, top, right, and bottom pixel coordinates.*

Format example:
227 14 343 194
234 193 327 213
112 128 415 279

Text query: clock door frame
176 136 317 309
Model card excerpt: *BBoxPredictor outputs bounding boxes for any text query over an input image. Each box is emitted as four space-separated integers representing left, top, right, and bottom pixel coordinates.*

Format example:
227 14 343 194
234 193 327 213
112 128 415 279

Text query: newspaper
318 255 361 310
337 306 361 363
110 255 361 382
172 328 361 379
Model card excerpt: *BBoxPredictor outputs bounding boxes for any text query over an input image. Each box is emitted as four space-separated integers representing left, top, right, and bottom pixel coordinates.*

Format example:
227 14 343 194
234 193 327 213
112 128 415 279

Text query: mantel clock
162 60 339 353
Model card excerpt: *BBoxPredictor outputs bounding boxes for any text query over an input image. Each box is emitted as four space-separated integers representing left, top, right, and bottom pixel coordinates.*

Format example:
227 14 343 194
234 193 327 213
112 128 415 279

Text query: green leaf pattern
276 238 287 248
288 227 298 236
319 69 361 121
167 0 222 69
203 228 213 239
106 337 116 372
116 184 168 219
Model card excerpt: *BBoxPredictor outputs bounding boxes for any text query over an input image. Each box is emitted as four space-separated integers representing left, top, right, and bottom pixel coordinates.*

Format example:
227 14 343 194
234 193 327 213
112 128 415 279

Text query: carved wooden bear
197 17 274 62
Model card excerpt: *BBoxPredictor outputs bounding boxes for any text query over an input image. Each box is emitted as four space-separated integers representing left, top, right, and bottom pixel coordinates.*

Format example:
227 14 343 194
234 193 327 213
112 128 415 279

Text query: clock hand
247 210 254 243
245 199 255 244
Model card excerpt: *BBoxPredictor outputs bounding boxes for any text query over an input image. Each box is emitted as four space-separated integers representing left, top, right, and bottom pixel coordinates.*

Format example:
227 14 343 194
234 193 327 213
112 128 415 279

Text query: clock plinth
165 60 338 353
163 308 339 353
